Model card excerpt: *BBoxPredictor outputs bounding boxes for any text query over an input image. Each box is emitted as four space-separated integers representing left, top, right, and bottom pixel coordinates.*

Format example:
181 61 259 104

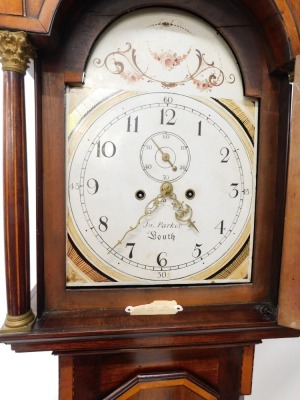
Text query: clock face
67 92 256 285
66 8 257 286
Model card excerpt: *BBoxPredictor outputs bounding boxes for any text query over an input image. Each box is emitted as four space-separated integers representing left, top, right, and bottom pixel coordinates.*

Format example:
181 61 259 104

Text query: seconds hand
151 138 177 171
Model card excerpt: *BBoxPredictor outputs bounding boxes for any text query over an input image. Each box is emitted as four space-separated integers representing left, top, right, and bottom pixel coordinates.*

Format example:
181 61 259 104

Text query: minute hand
108 187 166 254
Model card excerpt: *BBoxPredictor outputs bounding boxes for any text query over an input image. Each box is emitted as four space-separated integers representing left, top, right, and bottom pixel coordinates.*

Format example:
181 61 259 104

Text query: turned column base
0 309 35 333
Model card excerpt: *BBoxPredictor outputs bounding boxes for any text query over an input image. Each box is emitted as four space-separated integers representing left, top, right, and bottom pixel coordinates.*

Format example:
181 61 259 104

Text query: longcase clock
0 1 299 399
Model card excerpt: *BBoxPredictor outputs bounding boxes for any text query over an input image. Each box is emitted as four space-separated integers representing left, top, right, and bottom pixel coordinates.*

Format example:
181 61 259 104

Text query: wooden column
278 56 300 329
0 31 36 332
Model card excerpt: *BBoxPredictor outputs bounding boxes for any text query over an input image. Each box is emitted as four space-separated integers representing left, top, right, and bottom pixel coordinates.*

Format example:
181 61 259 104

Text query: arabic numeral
193 243 202 258
97 141 116 158
86 178 99 195
126 116 139 132
157 271 167 279
220 147 230 163
161 109 176 125
229 183 239 198
215 220 225 234
69 182 80 190
198 121 202 136
98 216 108 232
157 252 167 267
163 96 173 105
126 243 135 259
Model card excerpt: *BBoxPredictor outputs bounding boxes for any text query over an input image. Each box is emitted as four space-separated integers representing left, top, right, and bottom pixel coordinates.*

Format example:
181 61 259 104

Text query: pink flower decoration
120 71 143 83
193 78 214 92
153 51 187 70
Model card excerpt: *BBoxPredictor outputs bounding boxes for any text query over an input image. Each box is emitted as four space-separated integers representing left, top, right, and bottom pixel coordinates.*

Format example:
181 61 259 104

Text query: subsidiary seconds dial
140 131 191 182
67 92 255 284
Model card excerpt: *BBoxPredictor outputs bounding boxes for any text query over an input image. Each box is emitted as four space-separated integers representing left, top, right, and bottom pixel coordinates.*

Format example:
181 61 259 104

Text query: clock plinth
58 347 254 400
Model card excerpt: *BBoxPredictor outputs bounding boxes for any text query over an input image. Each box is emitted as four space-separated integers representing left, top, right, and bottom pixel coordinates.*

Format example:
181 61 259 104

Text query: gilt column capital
0 30 36 74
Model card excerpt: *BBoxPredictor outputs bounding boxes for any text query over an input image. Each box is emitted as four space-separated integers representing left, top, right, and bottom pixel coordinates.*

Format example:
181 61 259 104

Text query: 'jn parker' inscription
143 221 182 229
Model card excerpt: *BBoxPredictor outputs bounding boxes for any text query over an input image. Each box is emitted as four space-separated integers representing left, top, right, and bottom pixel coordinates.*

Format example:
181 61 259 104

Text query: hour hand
174 202 199 232
161 182 199 232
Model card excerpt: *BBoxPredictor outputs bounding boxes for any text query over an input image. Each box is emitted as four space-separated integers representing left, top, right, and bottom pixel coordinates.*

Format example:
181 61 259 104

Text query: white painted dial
67 92 255 284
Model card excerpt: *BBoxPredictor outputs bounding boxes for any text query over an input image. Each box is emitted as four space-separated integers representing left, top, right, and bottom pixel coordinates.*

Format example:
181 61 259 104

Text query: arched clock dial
67 92 256 285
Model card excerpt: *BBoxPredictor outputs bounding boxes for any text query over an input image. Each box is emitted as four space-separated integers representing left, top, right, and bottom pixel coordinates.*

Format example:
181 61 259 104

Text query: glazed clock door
37 0 289 314
66 7 257 289
0 2 299 400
